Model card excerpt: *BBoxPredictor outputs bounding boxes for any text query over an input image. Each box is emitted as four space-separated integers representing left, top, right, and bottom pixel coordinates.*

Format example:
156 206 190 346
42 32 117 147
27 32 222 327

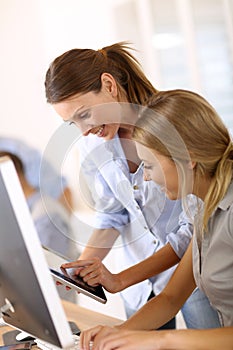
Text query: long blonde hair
133 89 233 231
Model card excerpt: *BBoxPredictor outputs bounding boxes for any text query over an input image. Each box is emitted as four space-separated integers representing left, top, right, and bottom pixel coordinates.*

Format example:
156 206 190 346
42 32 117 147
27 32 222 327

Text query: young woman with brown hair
45 43 219 329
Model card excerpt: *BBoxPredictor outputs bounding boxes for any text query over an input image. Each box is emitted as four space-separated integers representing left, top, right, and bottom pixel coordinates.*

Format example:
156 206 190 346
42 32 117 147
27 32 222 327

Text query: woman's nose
79 123 94 136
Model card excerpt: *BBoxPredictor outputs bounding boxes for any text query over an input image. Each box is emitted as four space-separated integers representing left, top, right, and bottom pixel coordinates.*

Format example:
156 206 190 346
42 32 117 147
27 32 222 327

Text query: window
114 0 233 131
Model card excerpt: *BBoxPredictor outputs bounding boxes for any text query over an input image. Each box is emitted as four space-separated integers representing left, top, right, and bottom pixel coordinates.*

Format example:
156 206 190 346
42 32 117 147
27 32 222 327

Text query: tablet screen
50 268 107 304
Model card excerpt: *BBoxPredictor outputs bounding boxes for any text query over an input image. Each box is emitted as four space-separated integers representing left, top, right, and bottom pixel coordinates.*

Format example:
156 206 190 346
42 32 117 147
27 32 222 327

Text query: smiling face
136 143 181 200
53 73 127 141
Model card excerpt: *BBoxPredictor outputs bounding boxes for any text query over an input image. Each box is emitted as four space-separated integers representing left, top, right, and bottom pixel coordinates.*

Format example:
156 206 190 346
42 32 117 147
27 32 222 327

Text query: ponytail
203 141 233 230
45 41 157 105
100 42 157 105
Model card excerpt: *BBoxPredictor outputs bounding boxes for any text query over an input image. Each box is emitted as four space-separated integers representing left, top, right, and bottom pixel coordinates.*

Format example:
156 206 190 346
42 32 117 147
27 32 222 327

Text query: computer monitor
0 157 74 349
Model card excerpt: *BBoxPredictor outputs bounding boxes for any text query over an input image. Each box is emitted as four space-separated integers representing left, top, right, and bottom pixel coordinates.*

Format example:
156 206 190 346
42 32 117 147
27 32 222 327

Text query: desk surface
0 299 122 346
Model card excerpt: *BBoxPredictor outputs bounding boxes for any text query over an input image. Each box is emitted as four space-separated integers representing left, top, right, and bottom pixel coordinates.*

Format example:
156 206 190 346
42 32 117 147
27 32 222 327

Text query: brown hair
45 42 157 106
133 89 233 231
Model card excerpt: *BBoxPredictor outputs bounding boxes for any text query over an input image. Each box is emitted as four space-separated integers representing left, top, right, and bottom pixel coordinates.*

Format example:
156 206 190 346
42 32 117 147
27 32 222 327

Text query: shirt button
133 185 139 190
144 226 148 230
153 240 157 244
136 205 140 210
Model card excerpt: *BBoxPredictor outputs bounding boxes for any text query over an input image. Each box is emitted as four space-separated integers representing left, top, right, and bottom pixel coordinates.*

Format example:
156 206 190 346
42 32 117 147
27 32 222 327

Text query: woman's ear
100 73 118 98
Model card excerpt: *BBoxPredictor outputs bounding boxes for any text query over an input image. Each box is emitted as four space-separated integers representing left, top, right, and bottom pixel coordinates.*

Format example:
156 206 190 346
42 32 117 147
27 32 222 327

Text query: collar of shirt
217 181 233 211
105 133 143 179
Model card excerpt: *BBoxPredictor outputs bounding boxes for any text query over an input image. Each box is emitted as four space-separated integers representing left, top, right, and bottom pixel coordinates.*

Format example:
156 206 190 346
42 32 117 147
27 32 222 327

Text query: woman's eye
77 110 91 120
143 164 153 170
68 111 91 126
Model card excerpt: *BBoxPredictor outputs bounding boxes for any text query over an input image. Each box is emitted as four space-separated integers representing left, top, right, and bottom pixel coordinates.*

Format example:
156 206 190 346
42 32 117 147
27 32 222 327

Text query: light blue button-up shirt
78 133 194 312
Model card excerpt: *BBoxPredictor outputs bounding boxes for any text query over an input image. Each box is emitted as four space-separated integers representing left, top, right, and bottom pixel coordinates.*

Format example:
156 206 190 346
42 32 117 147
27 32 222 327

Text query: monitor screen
0 157 74 349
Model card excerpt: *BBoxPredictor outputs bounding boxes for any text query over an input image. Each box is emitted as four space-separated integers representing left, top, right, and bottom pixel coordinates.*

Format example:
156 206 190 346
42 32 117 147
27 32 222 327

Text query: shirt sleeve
166 195 199 259
81 155 131 229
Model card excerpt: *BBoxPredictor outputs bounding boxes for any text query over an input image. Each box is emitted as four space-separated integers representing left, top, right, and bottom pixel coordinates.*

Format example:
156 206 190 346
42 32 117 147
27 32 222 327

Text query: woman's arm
120 241 195 330
79 227 120 259
61 227 119 274
161 328 233 350
87 327 233 350
80 242 197 349
70 242 180 292
105 242 179 289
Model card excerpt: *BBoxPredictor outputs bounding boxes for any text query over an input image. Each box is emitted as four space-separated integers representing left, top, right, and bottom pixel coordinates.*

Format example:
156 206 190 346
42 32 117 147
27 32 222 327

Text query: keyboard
35 335 92 350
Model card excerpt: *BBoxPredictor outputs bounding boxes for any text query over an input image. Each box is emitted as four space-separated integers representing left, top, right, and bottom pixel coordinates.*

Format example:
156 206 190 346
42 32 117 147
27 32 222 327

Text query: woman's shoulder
218 181 233 212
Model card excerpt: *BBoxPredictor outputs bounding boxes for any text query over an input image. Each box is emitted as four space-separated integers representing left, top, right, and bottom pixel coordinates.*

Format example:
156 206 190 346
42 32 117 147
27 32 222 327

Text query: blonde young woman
45 43 219 329
79 89 233 350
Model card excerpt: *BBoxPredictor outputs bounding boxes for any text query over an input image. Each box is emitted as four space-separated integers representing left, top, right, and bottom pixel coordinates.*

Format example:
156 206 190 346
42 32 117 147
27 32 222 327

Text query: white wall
1 0 232 162
0 0 123 150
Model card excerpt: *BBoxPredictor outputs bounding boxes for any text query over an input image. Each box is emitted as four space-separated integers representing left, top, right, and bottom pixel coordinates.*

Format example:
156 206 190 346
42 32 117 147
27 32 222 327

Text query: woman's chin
165 190 179 201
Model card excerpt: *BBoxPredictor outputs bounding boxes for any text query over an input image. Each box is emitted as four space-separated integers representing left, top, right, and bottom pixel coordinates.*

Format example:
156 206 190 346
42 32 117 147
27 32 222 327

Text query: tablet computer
50 268 107 304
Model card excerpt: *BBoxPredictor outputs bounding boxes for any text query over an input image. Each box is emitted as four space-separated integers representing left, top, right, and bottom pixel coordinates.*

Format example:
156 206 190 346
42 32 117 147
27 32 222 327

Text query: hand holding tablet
50 266 107 304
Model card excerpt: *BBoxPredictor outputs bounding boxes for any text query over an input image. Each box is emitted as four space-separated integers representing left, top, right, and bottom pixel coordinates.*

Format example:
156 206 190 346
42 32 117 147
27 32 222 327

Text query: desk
0 299 122 346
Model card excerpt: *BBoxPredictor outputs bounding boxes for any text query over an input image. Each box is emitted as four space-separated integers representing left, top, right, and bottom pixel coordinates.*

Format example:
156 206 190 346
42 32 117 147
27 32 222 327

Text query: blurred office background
1 0 232 188
1 0 232 146
1 0 232 321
